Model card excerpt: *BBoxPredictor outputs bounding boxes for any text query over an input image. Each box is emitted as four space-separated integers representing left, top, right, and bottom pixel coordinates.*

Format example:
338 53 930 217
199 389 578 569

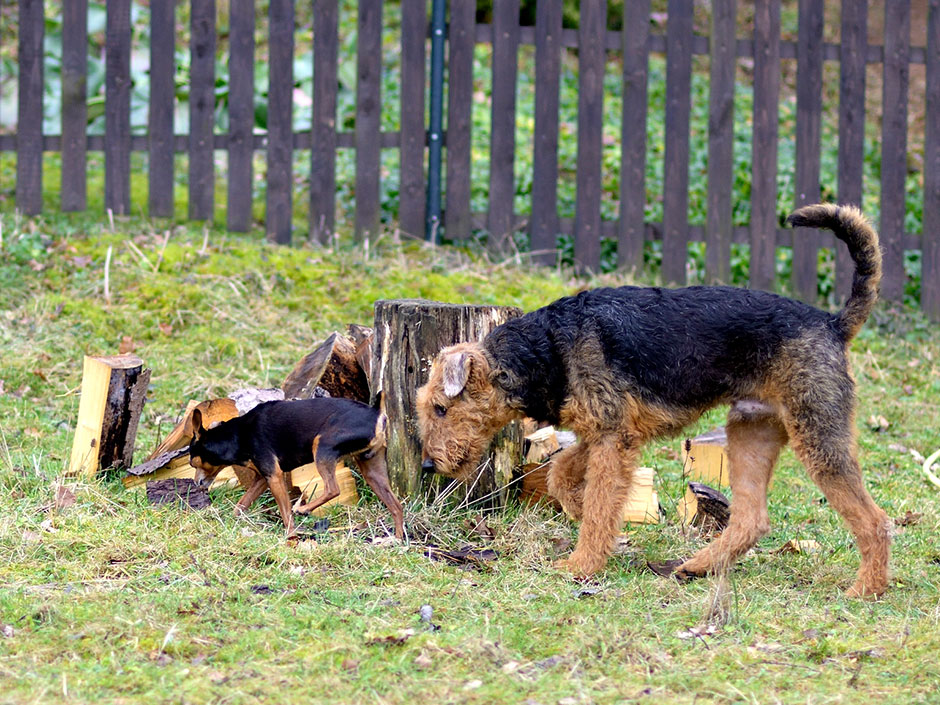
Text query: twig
923 448 940 489
103 244 113 306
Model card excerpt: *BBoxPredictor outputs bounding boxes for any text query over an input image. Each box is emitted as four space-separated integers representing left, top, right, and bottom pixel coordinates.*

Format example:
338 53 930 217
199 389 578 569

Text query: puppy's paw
553 551 604 578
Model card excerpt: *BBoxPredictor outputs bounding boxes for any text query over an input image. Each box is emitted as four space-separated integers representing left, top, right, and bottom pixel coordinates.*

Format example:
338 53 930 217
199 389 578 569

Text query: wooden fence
2 0 939 320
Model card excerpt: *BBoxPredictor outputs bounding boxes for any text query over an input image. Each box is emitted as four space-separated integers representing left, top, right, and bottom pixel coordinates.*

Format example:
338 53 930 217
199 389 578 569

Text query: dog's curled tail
786 203 881 341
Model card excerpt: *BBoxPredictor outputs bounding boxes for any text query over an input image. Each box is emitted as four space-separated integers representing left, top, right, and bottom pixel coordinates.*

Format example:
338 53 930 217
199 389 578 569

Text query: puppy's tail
786 203 881 341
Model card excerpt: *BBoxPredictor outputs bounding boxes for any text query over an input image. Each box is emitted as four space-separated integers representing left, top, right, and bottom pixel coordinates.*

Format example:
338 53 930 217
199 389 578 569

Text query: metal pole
425 0 446 242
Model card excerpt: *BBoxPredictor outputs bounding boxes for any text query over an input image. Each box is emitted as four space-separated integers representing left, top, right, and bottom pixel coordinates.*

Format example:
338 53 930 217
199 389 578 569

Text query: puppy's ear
442 351 471 398
190 408 205 440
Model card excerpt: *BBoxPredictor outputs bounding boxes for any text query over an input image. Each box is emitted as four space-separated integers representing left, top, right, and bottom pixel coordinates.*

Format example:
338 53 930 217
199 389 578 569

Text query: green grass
1 211 940 704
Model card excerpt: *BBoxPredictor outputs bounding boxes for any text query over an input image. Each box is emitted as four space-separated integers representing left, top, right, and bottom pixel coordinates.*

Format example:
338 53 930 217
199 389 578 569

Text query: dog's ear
190 408 205 440
442 351 471 398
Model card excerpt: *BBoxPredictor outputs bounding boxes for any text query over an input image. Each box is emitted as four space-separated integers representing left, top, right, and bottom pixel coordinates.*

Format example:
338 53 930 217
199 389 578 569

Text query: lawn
1 212 939 704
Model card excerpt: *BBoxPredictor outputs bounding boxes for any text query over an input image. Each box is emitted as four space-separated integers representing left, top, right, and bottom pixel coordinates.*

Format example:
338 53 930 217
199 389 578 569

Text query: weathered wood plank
924 0 940 321
227 0 255 232
399 0 426 240
705 0 736 284
148 0 175 218
836 0 867 303
792 0 824 302
619 0 650 271
879 0 910 302
17 0 44 215
574 0 606 274
530 0 562 265
444 0 475 240
189 0 216 221
62 0 88 212
310 0 339 243
355 0 383 242
105 0 131 216
748 0 780 290
487 0 520 254
662 0 694 285
266 0 294 243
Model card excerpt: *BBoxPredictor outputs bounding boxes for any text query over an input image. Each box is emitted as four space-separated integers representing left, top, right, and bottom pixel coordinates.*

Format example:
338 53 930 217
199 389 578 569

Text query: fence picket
574 0 606 273
705 0 736 284
228 0 255 232
399 0 426 240
355 0 383 243
105 0 131 216
148 0 175 218
17 0 43 216
62 0 87 212
662 0 693 285
792 0 824 302
924 0 940 320
880 1 910 302
836 0 867 302
488 0 520 253
310 0 339 244
530 0 562 266
266 0 294 243
189 0 216 221
444 0 475 241
619 0 650 271
749 0 780 291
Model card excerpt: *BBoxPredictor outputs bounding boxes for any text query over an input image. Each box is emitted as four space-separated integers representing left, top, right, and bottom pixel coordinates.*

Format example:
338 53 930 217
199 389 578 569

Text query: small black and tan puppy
189 397 404 539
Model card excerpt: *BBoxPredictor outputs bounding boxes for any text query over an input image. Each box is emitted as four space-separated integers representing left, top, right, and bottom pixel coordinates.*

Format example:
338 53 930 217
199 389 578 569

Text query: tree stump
370 299 523 504
68 354 150 477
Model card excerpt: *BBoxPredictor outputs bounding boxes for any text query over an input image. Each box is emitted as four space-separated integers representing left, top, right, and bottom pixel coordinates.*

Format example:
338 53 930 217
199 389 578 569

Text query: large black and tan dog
417 204 891 597
189 398 404 540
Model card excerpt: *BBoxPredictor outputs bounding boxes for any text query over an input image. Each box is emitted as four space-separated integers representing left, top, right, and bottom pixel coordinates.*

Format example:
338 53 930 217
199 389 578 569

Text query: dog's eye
434 404 447 417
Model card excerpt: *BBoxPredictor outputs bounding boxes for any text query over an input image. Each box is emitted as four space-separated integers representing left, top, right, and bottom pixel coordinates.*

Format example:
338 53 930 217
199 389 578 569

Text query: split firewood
146 478 211 510
67 354 151 477
519 462 562 509
282 331 371 402
525 426 560 464
686 481 731 531
677 427 729 524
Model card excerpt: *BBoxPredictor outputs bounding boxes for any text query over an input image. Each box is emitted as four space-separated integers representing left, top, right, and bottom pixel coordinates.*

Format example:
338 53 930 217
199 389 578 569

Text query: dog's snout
421 458 436 474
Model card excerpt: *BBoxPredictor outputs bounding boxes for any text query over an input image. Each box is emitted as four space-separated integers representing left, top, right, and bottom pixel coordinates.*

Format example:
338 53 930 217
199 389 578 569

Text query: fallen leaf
119 335 136 354
501 661 520 674
464 515 496 541
550 537 573 556
775 539 822 555
54 485 76 512
366 628 415 647
463 680 483 691
414 652 433 669
423 544 498 567
894 511 923 527
1 624 13 638
158 322 174 336
39 519 57 533
646 559 688 578
867 414 890 432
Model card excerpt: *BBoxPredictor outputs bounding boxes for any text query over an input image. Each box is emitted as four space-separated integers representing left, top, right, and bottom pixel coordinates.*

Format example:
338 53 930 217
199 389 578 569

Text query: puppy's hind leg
546 443 588 520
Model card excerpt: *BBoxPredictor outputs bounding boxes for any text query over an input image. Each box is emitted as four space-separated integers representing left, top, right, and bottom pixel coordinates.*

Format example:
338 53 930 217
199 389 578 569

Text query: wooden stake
67 354 149 478
677 427 729 524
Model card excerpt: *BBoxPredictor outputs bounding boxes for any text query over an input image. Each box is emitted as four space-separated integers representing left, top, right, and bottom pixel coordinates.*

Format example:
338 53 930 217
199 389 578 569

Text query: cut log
370 299 524 504
146 398 239 460
677 427 729 524
67 354 150 477
518 462 562 509
282 332 371 402
124 461 240 491
290 461 359 514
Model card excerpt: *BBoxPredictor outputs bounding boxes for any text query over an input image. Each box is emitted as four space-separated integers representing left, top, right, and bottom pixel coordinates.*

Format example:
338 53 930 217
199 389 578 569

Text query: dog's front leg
234 466 268 517
557 436 637 577
266 462 297 538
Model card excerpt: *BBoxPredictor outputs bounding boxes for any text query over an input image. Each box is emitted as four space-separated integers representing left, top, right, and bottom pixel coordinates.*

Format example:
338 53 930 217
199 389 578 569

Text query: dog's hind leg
676 401 788 579
266 460 298 538
292 453 341 516
546 443 588 520
557 437 637 577
785 410 891 598
356 451 405 539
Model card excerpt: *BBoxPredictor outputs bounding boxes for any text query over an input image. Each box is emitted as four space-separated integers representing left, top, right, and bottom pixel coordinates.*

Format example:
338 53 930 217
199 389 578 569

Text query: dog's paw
844 580 886 600
553 553 604 578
